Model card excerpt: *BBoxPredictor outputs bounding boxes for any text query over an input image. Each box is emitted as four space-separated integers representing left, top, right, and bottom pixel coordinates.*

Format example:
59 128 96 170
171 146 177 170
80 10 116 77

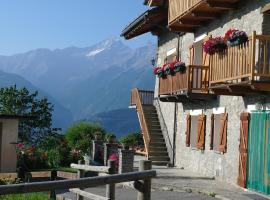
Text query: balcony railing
168 0 239 32
169 0 201 24
210 32 270 87
158 65 209 96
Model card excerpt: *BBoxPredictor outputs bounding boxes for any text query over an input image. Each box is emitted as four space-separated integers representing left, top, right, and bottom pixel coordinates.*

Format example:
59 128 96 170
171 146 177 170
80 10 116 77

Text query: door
247 111 270 194
237 113 249 188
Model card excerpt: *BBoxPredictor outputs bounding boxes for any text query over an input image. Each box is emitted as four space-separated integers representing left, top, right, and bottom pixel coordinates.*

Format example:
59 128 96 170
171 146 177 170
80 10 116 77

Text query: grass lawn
0 193 48 200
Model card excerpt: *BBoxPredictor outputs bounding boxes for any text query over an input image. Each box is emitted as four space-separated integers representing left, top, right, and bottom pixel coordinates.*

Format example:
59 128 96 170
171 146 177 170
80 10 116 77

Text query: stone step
151 138 165 143
149 156 170 161
149 146 167 151
149 134 164 139
151 161 170 166
142 106 156 111
149 151 168 156
149 130 163 134
150 142 166 147
148 124 161 129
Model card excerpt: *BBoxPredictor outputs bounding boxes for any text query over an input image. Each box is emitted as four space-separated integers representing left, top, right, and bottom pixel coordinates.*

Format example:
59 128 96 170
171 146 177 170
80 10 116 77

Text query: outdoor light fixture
151 57 156 67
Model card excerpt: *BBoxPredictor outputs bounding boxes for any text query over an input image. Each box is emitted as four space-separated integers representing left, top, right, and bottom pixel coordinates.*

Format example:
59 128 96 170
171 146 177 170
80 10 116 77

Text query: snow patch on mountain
86 48 105 57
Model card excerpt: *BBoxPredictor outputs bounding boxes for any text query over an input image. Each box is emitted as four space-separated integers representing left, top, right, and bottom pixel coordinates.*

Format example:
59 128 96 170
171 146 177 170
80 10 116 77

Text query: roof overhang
144 0 167 7
0 114 35 120
121 7 167 40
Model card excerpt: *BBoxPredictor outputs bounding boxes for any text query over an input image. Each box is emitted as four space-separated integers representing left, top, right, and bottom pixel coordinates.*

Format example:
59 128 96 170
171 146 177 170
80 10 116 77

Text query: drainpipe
172 34 181 166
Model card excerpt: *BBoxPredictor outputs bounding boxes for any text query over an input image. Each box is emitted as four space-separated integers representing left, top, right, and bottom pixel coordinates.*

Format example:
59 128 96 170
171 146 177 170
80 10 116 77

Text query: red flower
16 143 24 150
224 29 237 41
153 67 162 75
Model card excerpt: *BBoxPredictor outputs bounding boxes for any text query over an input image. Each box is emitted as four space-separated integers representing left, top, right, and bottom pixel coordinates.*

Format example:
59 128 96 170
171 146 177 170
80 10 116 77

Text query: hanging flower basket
153 66 165 78
163 62 176 75
174 61 186 73
225 29 248 46
203 37 227 55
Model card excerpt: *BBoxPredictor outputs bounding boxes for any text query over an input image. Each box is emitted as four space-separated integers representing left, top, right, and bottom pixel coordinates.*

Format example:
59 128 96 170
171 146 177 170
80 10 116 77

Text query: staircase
130 88 170 166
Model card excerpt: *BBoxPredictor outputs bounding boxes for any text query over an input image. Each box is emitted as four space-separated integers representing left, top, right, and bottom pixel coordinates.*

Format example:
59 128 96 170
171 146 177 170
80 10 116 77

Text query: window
190 115 198 148
185 113 206 150
210 113 228 153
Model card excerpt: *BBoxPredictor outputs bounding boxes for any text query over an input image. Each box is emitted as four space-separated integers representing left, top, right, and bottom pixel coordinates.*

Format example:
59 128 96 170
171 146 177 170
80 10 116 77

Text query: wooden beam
251 82 270 92
0 170 157 195
191 11 219 19
179 19 203 27
210 88 245 96
169 25 195 33
261 3 270 13
207 1 236 10
227 85 257 94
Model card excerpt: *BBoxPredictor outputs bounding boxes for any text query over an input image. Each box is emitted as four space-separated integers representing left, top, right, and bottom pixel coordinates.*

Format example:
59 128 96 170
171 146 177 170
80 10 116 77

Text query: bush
120 133 144 147
65 122 106 154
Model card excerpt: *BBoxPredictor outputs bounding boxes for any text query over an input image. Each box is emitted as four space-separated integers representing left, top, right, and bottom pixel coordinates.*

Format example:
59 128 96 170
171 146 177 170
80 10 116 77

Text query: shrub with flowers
224 29 248 46
16 143 48 170
203 37 227 55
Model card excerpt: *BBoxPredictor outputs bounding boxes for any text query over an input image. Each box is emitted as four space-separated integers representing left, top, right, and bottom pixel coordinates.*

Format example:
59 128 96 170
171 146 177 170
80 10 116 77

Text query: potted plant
203 37 227 55
174 61 186 73
153 66 164 78
225 29 248 46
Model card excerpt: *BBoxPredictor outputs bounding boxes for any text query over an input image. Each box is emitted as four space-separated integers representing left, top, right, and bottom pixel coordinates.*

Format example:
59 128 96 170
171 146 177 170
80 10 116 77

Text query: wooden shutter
185 114 191 147
197 114 206 150
209 114 215 150
237 112 250 188
202 36 211 66
219 113 228 153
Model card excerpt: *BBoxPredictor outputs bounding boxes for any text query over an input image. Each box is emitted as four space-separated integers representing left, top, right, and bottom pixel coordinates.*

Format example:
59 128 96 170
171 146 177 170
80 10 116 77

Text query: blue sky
0 0 155 55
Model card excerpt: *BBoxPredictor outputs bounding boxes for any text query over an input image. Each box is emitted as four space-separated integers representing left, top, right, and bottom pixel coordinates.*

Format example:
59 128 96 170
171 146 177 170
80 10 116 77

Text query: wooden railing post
49 170 57 200
137 160 152 200
77 160 85 200
106 160 116 200
251 31 256 81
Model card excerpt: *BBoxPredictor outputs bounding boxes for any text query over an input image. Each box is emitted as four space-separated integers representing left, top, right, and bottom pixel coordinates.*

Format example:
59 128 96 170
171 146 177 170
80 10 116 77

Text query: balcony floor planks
210 80 270 95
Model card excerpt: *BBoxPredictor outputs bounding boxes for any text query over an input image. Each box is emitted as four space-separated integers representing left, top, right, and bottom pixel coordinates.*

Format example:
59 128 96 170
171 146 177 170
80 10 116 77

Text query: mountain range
0 38 155 136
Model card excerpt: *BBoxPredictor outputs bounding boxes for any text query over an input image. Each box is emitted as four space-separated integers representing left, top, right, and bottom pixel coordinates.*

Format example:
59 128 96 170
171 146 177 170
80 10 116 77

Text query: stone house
122 0 270 195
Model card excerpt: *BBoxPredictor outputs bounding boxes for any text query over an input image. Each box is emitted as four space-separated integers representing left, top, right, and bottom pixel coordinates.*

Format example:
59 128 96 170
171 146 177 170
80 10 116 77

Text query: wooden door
237 112 250 188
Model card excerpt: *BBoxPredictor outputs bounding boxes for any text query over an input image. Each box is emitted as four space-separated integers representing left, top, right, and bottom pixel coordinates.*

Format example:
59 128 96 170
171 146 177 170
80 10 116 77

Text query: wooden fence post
137 160 152 200
77 160 85 200
49 170 57 200
106 160 116 200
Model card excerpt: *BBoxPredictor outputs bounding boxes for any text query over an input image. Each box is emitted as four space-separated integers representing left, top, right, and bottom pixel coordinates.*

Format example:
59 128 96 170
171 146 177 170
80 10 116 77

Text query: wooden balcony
168 0 240 32
209 32 270 95
158 65 216 102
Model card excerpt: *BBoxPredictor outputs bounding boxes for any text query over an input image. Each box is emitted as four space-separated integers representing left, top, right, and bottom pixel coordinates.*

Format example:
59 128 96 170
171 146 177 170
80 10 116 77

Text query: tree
0 85 54 143
65 122 106 154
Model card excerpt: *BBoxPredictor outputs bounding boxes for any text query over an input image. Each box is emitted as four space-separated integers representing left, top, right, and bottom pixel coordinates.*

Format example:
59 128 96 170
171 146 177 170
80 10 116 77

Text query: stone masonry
154 0 270 185
118 149 134 174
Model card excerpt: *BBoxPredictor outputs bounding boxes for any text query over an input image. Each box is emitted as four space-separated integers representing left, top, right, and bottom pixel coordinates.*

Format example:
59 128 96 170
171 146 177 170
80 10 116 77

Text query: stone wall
155 0 270 184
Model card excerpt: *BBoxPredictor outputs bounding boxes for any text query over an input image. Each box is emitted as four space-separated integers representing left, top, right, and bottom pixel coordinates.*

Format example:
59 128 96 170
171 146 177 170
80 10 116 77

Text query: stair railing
130 88 154 157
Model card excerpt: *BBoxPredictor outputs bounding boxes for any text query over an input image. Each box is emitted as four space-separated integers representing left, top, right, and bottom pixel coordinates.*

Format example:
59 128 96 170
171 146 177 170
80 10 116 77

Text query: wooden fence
0 160 156 200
